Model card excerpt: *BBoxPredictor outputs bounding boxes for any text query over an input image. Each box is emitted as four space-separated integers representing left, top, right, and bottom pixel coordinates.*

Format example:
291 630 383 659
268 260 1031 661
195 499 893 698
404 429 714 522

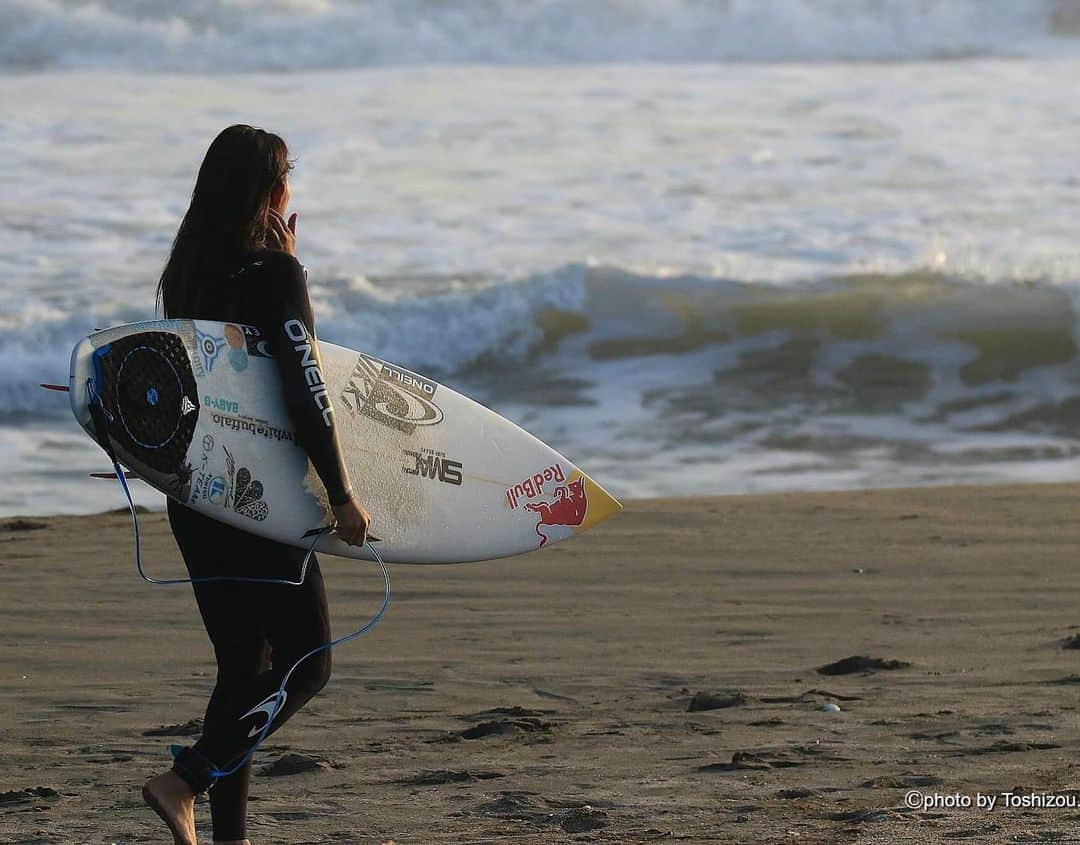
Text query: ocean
4 0 1080 515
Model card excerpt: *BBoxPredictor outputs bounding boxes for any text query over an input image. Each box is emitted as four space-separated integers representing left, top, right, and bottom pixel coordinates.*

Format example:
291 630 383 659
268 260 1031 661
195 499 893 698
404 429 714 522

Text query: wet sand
4 484 1080 843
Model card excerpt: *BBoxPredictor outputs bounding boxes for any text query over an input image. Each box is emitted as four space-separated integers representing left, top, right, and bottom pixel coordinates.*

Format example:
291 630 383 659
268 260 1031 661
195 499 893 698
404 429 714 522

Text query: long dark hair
158 124 292 317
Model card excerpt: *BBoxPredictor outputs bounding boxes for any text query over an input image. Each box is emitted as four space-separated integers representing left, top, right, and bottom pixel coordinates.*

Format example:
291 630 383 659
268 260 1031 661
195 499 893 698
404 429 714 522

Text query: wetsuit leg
166 501 332 838
209 757 253 840
196 606 267 842
201 631 265 841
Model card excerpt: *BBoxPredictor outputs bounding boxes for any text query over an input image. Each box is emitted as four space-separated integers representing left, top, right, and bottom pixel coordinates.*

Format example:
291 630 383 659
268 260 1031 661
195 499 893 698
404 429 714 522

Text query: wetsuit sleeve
251 253 353 507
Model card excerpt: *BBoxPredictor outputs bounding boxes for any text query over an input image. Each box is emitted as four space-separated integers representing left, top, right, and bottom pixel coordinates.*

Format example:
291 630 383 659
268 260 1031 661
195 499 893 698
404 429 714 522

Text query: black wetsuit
163 249 351 840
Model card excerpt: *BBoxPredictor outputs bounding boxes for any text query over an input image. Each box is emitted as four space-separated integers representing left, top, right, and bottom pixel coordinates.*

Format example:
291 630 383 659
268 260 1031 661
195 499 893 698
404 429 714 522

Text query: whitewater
4 0 1080 515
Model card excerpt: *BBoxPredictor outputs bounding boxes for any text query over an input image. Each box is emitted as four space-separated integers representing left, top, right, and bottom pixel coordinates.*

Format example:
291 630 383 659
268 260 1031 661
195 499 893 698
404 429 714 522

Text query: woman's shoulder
240 247 304 275
233 248 306 293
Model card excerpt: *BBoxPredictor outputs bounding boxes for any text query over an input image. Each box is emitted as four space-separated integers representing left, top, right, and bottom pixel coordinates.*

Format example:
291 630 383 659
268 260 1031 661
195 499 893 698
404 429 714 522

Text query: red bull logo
505 463 565 510
524 476 588 547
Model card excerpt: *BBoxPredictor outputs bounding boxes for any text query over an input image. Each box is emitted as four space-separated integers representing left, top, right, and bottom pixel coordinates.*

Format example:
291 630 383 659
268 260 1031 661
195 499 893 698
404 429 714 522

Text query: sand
4 484 1080 844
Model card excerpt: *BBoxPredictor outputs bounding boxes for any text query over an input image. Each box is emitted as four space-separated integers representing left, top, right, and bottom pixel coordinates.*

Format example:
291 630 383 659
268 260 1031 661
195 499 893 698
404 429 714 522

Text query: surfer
141 125 371 845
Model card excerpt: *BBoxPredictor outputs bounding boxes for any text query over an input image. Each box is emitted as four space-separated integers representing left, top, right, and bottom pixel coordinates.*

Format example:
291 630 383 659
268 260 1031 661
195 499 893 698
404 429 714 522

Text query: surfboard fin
302 526 381 543
90 470 140 481
39 383 70 392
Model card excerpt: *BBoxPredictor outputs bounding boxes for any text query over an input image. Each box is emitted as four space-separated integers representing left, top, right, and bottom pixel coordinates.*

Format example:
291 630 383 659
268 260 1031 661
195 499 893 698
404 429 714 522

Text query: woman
141 125 372 845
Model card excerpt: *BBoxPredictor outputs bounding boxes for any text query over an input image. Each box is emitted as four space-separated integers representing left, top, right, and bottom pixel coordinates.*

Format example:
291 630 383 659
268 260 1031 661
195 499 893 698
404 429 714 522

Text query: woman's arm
261 211 370 546
248 248 369 545
255 251 352 502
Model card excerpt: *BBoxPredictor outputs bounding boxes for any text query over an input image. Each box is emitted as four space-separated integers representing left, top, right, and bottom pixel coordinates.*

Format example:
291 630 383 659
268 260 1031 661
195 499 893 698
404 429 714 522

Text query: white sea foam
5 54 1080 513
0 0 1073 72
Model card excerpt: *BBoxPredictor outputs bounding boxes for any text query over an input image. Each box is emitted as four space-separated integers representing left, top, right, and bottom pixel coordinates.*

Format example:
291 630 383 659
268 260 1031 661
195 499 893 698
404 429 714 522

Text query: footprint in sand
260 752 334 776
396 770 505 785
687 691 748 712
142 719 203 737
817 656 911 675
0 787 60 812
469 792 610 833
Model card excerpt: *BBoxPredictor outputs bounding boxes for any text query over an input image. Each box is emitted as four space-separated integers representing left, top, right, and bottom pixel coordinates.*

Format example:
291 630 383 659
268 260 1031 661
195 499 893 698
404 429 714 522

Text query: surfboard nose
576 470 622 532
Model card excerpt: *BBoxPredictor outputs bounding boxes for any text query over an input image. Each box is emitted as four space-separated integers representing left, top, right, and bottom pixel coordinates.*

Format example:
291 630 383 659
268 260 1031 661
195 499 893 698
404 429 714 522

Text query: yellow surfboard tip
572 470 622 533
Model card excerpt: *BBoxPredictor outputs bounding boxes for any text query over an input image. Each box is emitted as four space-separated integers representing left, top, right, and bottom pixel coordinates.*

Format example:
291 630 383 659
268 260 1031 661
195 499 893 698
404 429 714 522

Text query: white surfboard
68 319 621 563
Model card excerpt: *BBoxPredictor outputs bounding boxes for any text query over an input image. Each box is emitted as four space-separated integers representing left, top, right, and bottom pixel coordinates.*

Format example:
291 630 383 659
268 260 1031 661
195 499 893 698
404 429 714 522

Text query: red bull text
505 463 565 510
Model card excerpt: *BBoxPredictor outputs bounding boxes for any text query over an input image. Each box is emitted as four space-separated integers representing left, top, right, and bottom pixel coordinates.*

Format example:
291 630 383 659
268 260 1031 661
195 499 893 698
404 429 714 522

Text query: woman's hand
331 497 372 548
267 208 298 256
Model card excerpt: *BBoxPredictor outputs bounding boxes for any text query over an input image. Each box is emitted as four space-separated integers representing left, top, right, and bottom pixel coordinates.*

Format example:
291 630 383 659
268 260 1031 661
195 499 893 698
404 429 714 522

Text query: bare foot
142 770 197 845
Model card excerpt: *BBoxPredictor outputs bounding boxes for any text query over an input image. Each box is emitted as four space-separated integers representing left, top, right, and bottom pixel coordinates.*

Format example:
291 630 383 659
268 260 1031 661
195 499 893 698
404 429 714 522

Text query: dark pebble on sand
399 769 505 785
861 773 942 788
817 655 911 676
559 806 608 833
775 788 821 799
143 718 203 736
1061 634 1080 649
698 752 774 772
464 706 553 720
0 519 47 532
760 688 862 703
475 791 545 821
260 752 331 776
473 792 608 833
0 787 58 805
460 718 550 739
687 691 747 712
971 740 1060 754
427 733 464 744
830 808 894 823
532 688 578 703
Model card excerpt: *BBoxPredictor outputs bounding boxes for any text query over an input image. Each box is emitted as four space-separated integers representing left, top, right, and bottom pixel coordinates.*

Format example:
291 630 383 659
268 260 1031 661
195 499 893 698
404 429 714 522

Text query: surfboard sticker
338 353 444 434
70 319 621 563
85 329 201 507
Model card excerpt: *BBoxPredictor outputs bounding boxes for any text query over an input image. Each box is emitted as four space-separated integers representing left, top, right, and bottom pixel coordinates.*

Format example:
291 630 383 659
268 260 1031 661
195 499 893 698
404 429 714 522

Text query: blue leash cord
109 458 391 780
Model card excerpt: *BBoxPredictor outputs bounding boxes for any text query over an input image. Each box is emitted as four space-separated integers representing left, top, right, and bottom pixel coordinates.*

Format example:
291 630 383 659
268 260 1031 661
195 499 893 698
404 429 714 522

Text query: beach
6 2 1080 843
5 484 1080 843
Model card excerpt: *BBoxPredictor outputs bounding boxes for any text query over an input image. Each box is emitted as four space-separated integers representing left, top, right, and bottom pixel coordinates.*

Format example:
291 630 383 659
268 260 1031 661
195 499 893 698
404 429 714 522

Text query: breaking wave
7 264 1080 448
1 0 1075 72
